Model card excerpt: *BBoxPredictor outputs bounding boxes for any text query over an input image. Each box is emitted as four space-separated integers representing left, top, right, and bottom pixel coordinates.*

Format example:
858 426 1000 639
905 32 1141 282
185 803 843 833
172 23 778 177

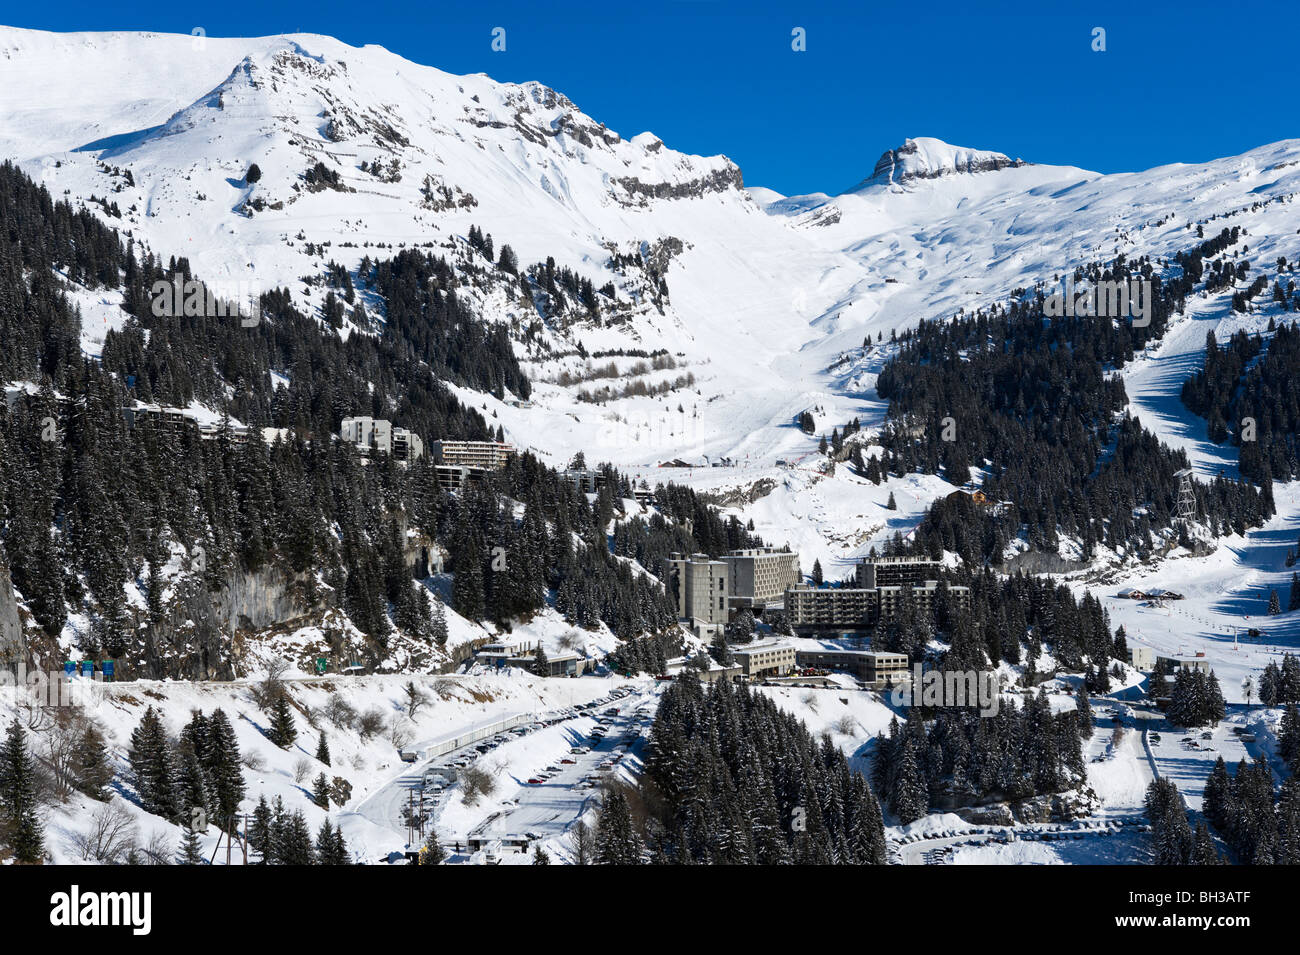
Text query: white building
725 547 801 607
432 440 515 470
340 416 424 462
668 553 730 637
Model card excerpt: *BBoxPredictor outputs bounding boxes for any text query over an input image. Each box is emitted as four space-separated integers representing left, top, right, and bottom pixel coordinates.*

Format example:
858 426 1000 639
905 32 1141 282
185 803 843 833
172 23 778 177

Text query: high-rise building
855 556 944 589
340 416 424 462
784 578 970 634
668 553 730 636
725 547 801 606
432 439 516 470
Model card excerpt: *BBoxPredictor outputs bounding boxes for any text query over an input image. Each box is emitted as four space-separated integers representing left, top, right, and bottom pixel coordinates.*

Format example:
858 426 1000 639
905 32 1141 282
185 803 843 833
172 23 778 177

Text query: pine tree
128 706 179 820
1148 661 1170 699
532 642 550 677
0 719 45 863
315 733 331 767
889 739 928 824
1269 589 1282 615
531 843 550 864
1190 823 1220 865
430 597 449 647
315 818 349 864
278 809 315 865
595 790 643 864
1203 757 1231 828
1206 671 1227 725
248 795 273 862
175 749 211 825
205 709 245 827
72 724 114 800
423 828 445 865
1291 573 1300 612
267 694 298 749
1075 682 1093 738
178 823 206 865
312 773 331 809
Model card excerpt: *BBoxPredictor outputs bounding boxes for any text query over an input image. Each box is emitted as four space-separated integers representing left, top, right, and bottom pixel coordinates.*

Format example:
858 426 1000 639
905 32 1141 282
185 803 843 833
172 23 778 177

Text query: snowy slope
6 25 1300 652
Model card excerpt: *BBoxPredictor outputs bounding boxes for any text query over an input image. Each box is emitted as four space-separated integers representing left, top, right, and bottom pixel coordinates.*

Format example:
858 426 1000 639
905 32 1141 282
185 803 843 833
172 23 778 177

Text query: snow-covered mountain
7 25 1300 874
4 26 1300 653
5 27 1300 478
852 136 1030 190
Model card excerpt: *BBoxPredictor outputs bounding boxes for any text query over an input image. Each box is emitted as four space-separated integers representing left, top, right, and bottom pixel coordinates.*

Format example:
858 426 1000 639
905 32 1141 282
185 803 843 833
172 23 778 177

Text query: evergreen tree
178 823 206 865
248 795 274 862
315 733 331 767
0 719 45 863
1075 682 1093 738
72 724 114 801
312 773 331 809
204 709 245 828
315 818 349 864
595 789 643 865
1148 661 1170 699
889 739 928 825
1190 823 1220 865
430 597 449 647
277 809 315 865
128 707 179 820
532 642 550 678
267 694 298 749
423 828 445 865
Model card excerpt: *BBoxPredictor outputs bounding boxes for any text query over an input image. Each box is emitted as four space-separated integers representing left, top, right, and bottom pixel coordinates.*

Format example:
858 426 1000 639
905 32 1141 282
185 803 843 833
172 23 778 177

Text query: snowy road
465 690 659 859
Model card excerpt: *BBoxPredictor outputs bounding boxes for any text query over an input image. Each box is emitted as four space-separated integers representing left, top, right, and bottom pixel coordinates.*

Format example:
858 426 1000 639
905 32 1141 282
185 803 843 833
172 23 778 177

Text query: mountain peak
850 137 1028 191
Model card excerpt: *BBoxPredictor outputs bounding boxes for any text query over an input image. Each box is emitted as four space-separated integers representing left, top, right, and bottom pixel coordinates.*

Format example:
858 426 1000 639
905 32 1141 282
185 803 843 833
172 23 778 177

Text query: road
352 709 538 838
465 689 659 858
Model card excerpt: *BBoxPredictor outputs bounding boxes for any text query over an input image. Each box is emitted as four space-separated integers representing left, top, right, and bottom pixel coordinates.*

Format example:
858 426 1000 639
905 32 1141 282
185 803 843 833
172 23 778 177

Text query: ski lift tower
1174 468 1196 529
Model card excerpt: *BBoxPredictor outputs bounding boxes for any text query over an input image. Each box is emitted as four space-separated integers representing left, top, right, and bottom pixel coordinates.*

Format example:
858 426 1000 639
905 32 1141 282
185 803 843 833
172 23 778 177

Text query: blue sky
5 0 1296 196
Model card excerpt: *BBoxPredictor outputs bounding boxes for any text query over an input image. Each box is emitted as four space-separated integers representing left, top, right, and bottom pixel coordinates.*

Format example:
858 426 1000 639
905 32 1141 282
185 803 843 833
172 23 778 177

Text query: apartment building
794 649 910 687
560 468 603 493
1128 647 1156 671
432 439 516 470
784 580 970 633
785 585 875 632
726 547 801 607
668 553 730 636
1156 652 1211 675
855 556 945 589
876 581 971 620
340 416 424 462
731 641 797 679
124 403 251 444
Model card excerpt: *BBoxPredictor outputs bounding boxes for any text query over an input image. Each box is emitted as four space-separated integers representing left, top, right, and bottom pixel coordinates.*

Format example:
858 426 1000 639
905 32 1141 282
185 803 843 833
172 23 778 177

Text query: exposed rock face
133 567 323 681
0 561 25 667
612 164 744 206
860 137 1028 189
